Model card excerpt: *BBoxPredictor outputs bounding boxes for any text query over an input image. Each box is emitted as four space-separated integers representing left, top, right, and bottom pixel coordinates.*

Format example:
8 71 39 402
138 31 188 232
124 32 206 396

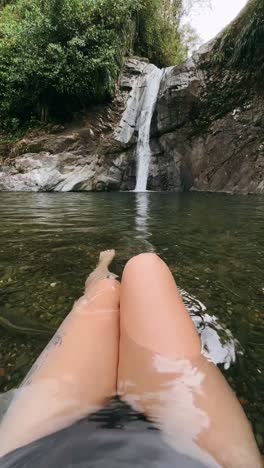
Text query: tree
0 0 211 129
135 0 187 67
134 0 211 66
182 0 211 17
0 0 139 128
179 0 212 54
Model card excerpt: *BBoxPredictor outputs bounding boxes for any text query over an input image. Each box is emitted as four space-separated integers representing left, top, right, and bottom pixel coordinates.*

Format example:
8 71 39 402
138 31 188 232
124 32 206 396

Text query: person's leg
0 250 120 458
118 253 262 468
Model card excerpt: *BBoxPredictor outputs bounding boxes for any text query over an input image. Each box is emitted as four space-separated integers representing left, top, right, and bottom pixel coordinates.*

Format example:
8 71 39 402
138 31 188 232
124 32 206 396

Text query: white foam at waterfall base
135 67 164 192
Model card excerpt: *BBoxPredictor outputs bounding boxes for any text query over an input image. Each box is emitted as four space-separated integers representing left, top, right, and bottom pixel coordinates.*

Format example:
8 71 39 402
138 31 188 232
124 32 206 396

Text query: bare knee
123 253 162 277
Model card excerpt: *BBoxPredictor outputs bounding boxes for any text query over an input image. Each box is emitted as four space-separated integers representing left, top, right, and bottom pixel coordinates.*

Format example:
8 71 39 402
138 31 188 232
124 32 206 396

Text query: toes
99 249 115 261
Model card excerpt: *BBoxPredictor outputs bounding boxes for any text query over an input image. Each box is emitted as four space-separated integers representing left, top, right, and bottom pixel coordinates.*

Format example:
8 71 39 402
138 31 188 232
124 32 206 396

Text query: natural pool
0 192 263 451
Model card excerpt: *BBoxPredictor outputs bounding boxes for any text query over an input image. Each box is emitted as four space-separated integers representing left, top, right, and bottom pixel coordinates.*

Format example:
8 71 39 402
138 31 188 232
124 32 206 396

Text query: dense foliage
0 0 140 128
0 0 205 129
134 0 187 67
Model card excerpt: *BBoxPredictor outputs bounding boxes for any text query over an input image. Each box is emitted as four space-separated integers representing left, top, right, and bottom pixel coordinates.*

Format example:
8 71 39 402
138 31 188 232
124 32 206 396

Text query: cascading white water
134 67 164 192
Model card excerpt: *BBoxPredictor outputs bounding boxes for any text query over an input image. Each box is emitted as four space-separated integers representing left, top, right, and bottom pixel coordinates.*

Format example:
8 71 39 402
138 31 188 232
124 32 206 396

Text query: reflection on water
135 193 153 247
0 192 263 452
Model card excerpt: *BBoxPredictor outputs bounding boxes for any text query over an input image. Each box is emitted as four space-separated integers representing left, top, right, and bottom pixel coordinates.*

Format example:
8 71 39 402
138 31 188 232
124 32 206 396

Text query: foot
98 249 116 268
85 250 118 290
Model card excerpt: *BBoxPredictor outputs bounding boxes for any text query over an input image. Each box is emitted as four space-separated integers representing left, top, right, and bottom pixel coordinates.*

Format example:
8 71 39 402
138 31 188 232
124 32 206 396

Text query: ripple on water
0 192 263 452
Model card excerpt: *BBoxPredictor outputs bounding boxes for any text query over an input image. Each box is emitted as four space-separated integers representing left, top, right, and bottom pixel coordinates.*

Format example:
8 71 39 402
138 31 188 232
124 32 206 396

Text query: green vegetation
134 0 187 67
0 0 140 129
0 0 198 130
214 0 264 71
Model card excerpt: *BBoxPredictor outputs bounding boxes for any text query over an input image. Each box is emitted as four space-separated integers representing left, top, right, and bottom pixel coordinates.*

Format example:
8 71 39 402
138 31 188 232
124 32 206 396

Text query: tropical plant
134 0 187 66
0 0 139 127
0 0 210 129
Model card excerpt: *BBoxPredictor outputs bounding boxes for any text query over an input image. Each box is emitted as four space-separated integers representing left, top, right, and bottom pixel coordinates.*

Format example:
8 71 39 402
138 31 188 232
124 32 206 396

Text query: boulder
157 59 203 135
114 58 157 146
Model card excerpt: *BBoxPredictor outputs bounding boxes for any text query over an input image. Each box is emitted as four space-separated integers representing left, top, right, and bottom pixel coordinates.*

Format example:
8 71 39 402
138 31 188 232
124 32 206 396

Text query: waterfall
134 67 164 192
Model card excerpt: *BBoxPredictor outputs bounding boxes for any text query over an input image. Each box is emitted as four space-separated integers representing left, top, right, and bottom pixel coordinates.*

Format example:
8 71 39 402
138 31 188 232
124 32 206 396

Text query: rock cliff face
0 47 263 193
0 57 148 192
149 44 264 194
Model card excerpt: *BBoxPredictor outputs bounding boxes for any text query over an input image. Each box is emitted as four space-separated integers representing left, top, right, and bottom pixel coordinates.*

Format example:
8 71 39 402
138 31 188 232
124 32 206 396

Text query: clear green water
0 192 263 450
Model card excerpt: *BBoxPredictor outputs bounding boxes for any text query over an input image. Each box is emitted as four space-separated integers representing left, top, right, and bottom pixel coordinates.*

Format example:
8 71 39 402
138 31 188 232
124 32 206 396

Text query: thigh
0 278 120 457
119 253 201 359
118 254 262 468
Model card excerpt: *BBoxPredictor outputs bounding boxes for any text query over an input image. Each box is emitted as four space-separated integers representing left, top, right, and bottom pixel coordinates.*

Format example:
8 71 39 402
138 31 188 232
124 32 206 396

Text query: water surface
0 192 263 450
